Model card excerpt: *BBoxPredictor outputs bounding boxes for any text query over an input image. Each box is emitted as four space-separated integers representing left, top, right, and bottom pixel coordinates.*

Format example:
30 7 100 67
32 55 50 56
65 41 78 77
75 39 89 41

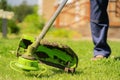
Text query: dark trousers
90 0 111 57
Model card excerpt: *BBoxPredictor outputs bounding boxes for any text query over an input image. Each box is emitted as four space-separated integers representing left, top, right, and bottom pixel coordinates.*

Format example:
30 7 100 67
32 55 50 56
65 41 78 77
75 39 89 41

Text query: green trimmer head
16 35 78 72
10 56 47 76
11 57 39 71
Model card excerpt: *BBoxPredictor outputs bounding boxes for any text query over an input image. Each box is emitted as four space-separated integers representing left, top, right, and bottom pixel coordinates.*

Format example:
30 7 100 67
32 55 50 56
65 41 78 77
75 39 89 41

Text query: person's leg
90 0 111 58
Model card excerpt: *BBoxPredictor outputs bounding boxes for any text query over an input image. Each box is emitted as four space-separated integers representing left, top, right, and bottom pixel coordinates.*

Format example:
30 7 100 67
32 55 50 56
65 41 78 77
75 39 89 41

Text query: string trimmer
10 0 78 74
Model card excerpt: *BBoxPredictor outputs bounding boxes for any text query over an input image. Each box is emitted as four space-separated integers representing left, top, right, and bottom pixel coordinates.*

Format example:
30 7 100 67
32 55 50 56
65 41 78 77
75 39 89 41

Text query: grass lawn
0 37 120 80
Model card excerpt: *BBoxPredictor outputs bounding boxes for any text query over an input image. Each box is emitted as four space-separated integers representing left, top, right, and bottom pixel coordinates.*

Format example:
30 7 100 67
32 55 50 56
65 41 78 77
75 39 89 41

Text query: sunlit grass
0 37 120 80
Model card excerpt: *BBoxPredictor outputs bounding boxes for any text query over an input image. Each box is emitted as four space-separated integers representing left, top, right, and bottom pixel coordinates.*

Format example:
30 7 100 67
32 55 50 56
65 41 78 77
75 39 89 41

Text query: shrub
48 28 81 39
18 14 45 34
24 14 45 30
8 20 20 34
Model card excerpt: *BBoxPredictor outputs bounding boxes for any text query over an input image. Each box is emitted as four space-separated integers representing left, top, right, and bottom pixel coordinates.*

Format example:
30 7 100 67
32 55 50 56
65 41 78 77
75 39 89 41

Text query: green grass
0 37 120 80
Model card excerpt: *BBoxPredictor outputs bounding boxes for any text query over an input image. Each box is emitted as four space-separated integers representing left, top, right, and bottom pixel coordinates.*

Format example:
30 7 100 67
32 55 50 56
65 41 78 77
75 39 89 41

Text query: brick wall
43 0 56 20
42 0 120 27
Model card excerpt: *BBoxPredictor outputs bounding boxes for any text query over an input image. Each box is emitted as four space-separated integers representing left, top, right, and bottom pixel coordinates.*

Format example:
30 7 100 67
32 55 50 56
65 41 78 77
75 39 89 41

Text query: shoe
91 55 105 61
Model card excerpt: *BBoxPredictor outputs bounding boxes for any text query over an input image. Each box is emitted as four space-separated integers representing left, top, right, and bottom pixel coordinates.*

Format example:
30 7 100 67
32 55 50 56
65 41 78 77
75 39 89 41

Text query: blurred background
0 0 120 39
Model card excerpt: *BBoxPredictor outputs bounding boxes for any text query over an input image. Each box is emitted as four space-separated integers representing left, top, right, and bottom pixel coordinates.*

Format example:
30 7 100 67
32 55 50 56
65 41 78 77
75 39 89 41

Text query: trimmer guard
17 35 78 71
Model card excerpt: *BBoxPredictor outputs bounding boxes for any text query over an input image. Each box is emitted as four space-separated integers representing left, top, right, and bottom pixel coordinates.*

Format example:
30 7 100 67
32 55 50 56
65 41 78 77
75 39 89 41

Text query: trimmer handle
35 0 68 47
